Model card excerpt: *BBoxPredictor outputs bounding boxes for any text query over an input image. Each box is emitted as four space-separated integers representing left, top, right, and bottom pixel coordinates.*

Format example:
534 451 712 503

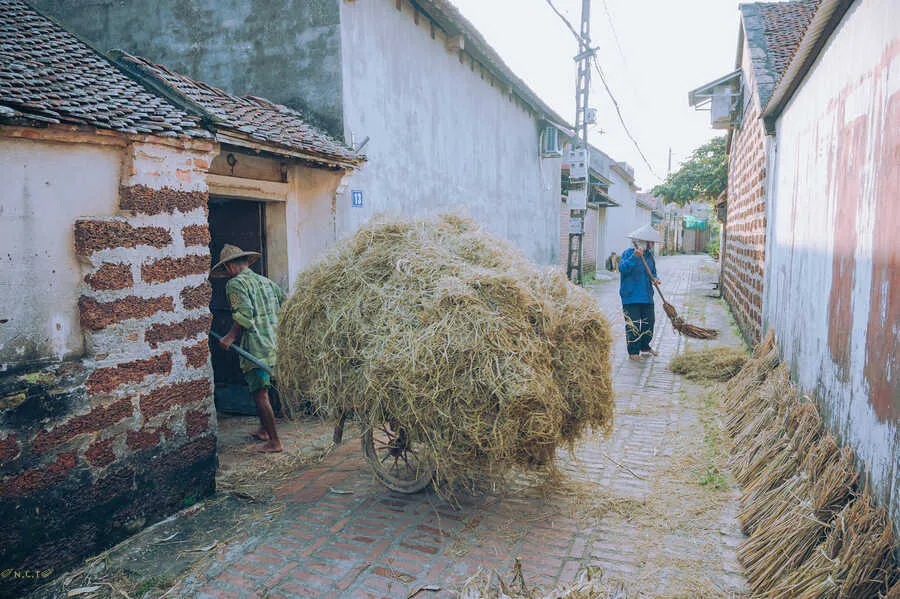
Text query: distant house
0 1 359 588
558 147 648 277
634 193 655 232
36 0 572 266
691 0 899 537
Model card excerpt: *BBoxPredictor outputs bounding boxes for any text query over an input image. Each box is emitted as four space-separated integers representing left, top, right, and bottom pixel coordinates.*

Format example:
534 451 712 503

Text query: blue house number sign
351 190 364 207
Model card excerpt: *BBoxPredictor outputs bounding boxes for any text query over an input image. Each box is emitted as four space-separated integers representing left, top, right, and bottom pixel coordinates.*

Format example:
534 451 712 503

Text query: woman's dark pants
623 303 655 355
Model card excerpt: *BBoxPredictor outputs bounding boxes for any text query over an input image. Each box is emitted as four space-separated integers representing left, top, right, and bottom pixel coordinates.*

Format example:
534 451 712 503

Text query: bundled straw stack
723 333 899 597
276 214 614 490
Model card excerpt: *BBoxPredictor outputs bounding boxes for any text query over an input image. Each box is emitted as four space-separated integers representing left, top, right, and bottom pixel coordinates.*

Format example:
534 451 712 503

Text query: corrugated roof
115 53 362 167
0 0 207 137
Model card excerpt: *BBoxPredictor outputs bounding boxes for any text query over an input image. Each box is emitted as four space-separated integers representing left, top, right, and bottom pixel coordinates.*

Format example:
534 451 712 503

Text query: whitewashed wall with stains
764 0 899 532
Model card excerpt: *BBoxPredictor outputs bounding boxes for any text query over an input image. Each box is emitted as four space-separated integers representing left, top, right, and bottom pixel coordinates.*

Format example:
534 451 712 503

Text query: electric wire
543 0 663 181
592 55 661 180
600 0 629 71
544 0 582 44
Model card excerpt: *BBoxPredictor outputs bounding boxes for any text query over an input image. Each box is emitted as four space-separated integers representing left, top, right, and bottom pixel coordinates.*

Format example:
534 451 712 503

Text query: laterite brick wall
722 77 768 347
0 138 218 596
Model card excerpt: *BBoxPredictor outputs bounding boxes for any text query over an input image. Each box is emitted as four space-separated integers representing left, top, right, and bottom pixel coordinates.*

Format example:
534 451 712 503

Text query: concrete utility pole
566 0 593 284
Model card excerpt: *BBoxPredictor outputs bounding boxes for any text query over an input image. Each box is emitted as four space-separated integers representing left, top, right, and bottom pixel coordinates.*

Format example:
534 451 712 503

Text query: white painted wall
599 167 639 259
0 137 121 370
337 0 560 265
634 205 652 230
766 0 899 532
282 164 345 286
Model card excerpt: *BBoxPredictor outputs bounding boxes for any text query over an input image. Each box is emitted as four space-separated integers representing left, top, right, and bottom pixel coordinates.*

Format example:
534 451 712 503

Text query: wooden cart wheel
362 417 434 494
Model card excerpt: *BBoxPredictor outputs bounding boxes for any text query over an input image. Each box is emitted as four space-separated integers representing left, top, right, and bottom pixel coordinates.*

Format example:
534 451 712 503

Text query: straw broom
632 242 718 339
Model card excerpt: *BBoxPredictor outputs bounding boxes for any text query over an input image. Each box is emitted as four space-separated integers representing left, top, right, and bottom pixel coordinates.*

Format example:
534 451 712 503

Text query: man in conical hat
618 225 663 361
211 244 285 452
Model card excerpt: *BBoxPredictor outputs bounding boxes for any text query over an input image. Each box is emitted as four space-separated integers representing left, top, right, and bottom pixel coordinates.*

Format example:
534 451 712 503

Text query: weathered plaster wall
583 205 598 275
33 0 345 137
0 138 121 370
0 130 218 595
594 206 609 270
765 0 899 534
634 205 652 231
284 164 345 282
337 0 561 265
723 34 769 347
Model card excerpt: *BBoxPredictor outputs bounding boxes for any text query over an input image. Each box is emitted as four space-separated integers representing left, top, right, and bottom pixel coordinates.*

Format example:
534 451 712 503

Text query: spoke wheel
362 418 434 494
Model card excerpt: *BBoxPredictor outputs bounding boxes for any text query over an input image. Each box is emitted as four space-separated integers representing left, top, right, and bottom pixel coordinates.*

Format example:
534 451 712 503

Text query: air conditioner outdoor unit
541 126 563 157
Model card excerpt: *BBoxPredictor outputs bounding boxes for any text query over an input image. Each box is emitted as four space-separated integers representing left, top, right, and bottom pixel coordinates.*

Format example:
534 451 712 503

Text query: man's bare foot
250 429 269 441
256 441 283 453
641 348 660 357
628 354 641 361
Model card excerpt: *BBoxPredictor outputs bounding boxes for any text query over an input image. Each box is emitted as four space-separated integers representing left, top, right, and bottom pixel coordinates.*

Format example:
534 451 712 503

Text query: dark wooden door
208 197 266 414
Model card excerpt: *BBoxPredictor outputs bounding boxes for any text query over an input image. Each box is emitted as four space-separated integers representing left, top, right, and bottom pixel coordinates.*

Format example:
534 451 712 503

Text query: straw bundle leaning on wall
720 334 898 597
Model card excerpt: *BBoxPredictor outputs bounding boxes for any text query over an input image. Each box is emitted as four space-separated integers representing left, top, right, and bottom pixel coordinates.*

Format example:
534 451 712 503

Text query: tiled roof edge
739 3 779 108
109 51 220 128
762 0 854 131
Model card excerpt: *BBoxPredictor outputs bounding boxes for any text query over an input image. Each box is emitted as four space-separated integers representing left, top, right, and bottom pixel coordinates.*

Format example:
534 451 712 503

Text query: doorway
208 197 267 415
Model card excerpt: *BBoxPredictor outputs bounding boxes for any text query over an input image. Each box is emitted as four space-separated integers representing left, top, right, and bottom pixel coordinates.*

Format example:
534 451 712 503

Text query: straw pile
276 214 614 490
668 346 747 382
722 331 898 596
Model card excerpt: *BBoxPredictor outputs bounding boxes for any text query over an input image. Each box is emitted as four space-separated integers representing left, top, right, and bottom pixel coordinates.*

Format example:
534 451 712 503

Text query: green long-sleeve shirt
225 268 286 373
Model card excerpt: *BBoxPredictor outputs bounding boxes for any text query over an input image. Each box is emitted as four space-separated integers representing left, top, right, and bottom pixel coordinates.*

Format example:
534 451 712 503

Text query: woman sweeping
618 224 664 360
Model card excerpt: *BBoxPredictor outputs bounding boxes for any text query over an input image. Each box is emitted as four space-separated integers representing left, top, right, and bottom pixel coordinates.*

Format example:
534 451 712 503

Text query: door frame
206 176 289 415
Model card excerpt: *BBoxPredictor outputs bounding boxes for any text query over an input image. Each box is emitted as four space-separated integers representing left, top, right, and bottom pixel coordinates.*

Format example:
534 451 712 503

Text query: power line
544 0 581 43
600 0 629 71
543 0 662 181
592 55 662 180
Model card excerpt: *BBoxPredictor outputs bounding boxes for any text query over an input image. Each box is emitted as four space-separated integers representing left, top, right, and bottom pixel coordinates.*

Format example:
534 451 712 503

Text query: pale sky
449 0 744 190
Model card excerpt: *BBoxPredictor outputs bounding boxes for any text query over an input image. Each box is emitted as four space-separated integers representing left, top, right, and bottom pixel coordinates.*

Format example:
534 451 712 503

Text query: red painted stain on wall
865 90 900 420
826 112 867 380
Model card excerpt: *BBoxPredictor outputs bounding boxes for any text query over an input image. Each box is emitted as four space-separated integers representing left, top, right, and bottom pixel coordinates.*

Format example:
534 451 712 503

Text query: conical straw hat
626 224 663 243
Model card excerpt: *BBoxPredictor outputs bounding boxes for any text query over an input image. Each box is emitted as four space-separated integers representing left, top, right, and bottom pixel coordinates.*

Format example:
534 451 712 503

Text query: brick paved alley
177 255 749 599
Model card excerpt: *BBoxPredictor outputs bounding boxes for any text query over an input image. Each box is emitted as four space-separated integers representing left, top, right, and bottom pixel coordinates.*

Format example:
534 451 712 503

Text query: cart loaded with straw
272 214 616 495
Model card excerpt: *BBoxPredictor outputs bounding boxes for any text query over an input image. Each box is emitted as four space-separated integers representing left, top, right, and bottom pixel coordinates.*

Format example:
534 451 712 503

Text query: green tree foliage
652 136 728 205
